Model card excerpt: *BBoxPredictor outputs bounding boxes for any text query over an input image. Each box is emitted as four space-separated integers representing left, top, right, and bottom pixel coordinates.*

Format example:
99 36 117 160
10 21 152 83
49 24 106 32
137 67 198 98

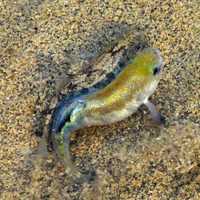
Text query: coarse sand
0 0 200 199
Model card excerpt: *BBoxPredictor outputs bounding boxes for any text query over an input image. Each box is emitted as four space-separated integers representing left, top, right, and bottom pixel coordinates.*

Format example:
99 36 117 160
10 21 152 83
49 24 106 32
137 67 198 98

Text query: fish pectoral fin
144 100 165 124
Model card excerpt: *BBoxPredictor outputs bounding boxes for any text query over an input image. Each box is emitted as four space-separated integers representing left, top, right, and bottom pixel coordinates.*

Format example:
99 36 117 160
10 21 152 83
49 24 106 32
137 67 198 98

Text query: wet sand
0 0 200 199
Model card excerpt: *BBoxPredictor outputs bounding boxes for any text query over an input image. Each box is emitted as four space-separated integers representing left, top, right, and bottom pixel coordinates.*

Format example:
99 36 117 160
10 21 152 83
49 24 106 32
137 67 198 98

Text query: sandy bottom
0 0 199 199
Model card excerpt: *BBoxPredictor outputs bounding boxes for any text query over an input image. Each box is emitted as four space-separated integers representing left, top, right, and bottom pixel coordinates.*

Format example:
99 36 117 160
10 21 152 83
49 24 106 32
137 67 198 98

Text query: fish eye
153 67 160 75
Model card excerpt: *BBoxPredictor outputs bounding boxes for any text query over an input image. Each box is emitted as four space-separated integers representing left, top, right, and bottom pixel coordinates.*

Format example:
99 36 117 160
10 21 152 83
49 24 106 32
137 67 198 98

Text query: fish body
48 47 164 173
83 48 162 126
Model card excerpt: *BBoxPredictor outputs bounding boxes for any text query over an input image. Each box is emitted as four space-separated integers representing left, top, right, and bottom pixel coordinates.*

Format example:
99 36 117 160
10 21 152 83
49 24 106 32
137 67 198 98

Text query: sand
0 0 200 199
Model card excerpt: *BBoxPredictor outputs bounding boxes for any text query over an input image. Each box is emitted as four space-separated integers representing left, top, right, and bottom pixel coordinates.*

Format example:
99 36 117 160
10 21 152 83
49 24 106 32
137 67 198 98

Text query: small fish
48 47 164 174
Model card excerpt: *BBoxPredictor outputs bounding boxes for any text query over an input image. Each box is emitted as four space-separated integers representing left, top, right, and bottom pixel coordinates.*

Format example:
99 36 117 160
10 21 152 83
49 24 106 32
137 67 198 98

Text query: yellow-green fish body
48 47 164 174
83 48 162 125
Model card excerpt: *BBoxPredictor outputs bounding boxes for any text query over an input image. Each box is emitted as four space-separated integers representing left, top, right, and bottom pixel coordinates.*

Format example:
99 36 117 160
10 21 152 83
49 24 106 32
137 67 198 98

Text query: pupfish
48 47 164 175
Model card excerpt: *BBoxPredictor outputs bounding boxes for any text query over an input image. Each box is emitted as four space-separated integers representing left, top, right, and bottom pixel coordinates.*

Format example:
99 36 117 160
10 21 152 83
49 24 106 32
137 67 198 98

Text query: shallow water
0 0 200 199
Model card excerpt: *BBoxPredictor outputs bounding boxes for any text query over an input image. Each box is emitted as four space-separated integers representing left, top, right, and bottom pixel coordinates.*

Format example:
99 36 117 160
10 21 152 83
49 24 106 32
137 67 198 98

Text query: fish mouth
154 48 164 71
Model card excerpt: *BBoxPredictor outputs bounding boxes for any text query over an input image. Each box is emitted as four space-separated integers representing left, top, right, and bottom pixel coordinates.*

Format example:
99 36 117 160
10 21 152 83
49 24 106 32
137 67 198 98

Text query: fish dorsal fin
57 43 146 105
87 43 146 92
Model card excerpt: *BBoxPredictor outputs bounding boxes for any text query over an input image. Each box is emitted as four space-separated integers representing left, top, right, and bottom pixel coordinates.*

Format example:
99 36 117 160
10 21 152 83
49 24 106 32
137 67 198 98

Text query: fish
48 47 164 175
